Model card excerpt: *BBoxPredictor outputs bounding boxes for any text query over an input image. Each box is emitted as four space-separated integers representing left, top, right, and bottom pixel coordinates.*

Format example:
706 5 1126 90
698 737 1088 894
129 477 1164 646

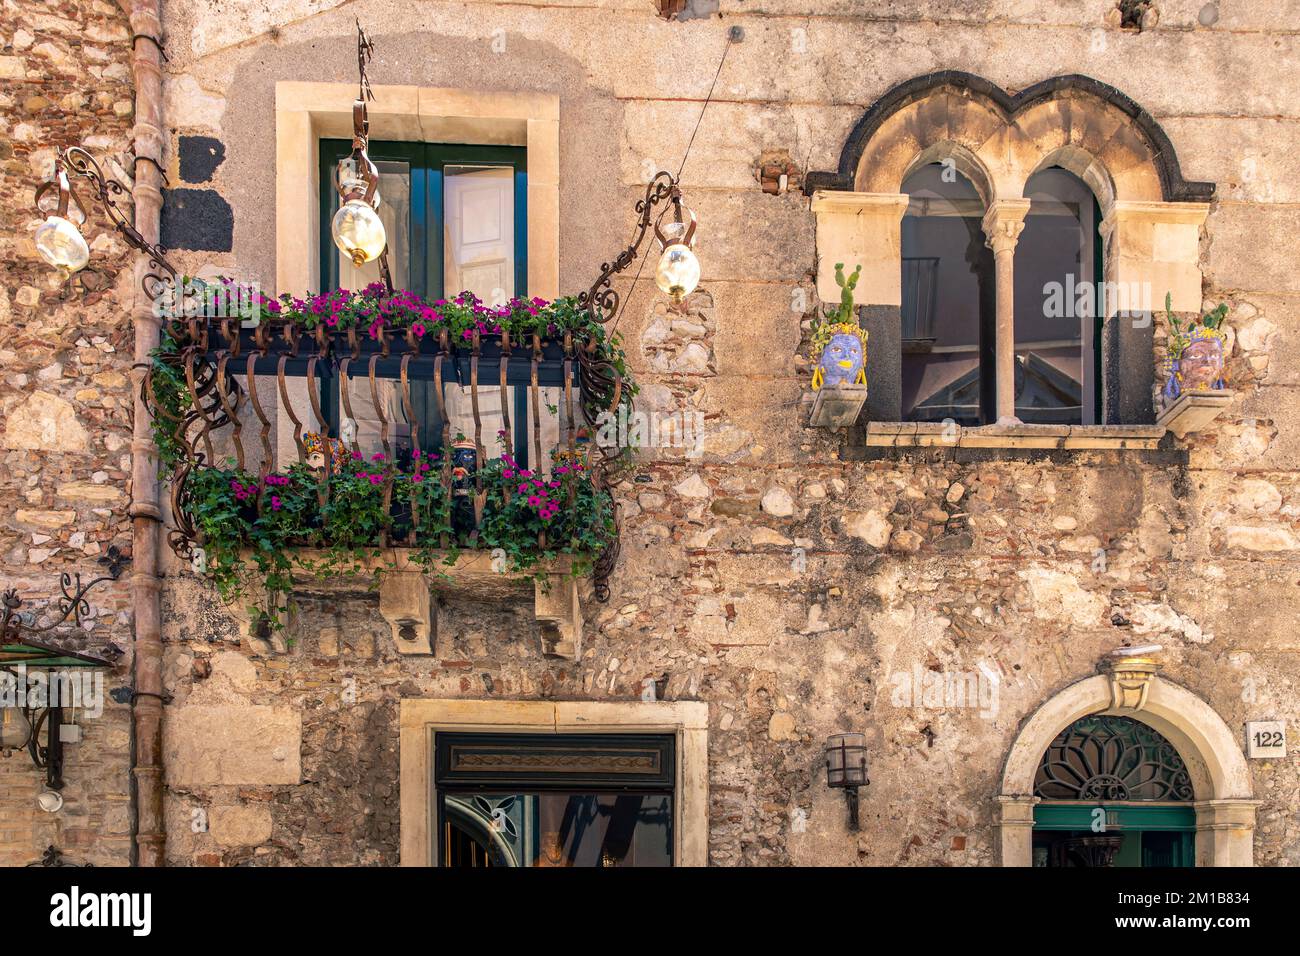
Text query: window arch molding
806 71 1212 207
809 73 1215 430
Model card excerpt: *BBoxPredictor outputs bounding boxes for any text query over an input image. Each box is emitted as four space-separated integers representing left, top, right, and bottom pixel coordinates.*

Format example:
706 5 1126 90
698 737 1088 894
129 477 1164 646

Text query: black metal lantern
825 732 869 831
1 548 126 795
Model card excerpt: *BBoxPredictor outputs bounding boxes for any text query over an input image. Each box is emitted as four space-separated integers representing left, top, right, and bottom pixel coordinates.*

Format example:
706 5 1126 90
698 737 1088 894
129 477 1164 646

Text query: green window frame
316 139 530 460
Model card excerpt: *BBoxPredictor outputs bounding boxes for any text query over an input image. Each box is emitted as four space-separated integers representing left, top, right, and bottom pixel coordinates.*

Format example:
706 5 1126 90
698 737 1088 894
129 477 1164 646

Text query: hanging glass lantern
33 158 91 275
34 215 91 274
654 200 700 303
332 157 386 268
0 704 34 752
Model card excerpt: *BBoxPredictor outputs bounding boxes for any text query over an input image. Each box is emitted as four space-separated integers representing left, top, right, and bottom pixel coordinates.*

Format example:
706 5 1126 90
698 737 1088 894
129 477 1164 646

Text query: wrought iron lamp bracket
0 550 127 791
1 546 130 642
578 170 683 325
35 145 178 302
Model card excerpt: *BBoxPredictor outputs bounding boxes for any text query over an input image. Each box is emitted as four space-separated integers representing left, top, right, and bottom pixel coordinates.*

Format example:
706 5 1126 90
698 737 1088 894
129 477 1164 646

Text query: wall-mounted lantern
825 732 869 831
1 549 127 803
579 171 703 325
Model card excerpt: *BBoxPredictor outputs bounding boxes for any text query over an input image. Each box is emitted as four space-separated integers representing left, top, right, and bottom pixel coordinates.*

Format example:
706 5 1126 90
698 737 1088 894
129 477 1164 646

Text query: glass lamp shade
825 732 869 788
34 215 91 273
654 243 700 302
331 199 387 268
0 707 33 750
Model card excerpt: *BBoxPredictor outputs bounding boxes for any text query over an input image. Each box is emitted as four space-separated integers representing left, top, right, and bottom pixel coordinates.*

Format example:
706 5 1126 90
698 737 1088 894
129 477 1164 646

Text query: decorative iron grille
1034 714 1194 801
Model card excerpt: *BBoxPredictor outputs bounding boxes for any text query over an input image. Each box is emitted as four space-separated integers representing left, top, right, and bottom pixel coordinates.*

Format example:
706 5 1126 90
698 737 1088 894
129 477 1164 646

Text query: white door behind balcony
443 165 514 305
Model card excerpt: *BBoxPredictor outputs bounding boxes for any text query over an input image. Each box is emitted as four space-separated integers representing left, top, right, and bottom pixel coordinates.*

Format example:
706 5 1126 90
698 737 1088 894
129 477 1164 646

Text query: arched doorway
997 670 1257 866
1030 714 1195 867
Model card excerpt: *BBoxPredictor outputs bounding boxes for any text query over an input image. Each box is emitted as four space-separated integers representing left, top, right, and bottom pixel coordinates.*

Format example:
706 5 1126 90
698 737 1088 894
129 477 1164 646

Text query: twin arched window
901 163 1101 425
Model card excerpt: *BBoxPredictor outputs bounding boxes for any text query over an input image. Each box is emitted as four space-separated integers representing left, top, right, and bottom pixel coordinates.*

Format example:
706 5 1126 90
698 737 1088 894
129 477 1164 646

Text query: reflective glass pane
1012 167 1100 424
900 164 993 424
442 792 673 868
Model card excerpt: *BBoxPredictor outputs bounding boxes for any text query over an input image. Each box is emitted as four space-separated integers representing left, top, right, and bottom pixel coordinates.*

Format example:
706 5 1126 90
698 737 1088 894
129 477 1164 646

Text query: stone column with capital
982 199 1031 424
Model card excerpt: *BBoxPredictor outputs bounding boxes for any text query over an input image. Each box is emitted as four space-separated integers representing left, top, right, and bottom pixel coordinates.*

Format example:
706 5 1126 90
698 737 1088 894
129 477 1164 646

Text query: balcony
144 287 632 661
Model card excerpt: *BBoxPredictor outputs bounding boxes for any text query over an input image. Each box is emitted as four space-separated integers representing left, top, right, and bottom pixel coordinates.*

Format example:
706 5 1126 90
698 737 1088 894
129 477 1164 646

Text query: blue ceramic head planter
812 325 867 390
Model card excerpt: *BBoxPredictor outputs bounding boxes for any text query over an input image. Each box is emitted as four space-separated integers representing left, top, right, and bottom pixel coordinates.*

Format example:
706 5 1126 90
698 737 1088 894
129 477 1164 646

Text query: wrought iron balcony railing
143 305 632 659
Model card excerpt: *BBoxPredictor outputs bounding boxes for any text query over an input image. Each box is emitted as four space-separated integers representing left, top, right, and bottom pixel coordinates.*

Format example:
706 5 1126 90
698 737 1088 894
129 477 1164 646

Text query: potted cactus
808 263 868 428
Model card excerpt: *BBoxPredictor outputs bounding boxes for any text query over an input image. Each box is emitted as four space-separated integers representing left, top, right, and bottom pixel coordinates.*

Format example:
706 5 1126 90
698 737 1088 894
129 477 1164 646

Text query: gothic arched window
900 163 994 424
1012 167 1103 425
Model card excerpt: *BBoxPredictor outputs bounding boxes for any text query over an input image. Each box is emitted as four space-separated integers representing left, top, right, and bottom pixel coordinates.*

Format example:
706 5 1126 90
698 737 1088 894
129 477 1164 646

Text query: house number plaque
1246 720 1286 758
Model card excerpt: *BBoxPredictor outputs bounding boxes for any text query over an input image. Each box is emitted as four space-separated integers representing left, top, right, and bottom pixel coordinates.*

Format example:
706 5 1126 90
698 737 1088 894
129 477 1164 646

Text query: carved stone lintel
378 572 435 655
1100 652 1161 711
535 573 583 660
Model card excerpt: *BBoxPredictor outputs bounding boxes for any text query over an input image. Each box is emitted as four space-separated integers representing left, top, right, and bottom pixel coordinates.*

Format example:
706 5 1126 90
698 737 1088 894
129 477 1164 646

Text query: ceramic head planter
1162 298 1229 403
812 323 867 389
811 262 867 390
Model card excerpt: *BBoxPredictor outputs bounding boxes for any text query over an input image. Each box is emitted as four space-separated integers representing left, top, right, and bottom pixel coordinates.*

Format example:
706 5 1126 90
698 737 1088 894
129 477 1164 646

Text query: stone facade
3 0 1299 866
0 0 137 866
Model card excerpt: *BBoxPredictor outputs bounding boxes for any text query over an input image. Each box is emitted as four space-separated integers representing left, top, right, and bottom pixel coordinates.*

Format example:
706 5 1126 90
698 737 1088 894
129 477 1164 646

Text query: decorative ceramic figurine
450 436 478 536
811 263 867 391
304 431 346 471
1162 296 1229 403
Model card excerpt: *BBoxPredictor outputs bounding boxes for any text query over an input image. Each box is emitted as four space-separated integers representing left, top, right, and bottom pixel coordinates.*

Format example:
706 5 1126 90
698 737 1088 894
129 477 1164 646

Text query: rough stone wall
10 0 1291 866
0 0 137 866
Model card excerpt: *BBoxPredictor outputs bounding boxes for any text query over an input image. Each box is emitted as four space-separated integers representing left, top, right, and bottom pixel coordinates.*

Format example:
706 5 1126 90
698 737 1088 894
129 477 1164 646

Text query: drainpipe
118 0 166 867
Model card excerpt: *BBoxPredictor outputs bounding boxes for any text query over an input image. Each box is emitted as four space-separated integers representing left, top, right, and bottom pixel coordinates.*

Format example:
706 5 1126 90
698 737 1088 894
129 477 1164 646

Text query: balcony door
318 140 551 466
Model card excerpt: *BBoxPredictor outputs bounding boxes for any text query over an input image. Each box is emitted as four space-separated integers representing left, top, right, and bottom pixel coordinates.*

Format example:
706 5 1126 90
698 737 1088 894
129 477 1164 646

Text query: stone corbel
225 581 293 655
1099 647 1162 711
810 191 909 305
808 383 869 429
535 573 583 660
378 571 436 655
1157 390 1235 439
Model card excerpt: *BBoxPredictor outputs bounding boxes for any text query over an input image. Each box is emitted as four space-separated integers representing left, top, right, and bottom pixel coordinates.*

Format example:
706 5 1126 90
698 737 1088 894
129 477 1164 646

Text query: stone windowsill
864 421 1167 450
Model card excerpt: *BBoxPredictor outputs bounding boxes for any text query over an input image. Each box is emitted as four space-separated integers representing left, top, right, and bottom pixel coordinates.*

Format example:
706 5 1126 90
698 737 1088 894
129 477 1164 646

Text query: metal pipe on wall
117 0 167 867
